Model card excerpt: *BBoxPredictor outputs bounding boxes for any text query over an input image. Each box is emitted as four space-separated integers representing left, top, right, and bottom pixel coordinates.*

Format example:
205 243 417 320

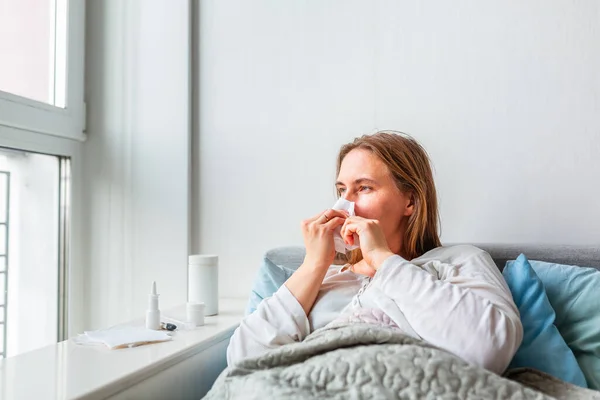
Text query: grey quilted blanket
204 323 599 399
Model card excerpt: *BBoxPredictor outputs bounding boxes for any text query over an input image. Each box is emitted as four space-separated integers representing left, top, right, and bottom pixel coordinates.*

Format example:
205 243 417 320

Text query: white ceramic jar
186 302 205 327
188 254 218 316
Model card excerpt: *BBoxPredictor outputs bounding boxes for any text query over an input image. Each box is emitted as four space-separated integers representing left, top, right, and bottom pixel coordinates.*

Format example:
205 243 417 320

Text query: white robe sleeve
370 246 523 374
226 282 310 366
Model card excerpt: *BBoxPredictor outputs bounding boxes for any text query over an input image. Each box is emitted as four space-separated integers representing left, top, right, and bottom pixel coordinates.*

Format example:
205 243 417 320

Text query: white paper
331 197 360 254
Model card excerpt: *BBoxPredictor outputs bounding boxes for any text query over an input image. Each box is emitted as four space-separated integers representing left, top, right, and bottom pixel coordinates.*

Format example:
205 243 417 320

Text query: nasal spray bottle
145 281 161 330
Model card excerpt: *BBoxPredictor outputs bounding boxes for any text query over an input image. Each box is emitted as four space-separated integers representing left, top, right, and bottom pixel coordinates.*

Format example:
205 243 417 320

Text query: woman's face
336 149 414 254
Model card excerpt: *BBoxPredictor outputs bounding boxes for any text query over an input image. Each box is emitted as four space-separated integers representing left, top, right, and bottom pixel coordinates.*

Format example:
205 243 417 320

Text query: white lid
187 301 206 310
188 254 218 265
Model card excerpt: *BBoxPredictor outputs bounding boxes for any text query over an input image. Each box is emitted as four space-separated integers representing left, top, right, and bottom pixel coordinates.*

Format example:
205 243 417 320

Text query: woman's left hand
340 216 396 270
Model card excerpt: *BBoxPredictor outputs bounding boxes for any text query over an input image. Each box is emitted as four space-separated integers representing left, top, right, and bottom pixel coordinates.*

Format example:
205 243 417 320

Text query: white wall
196 0 600 298
84 1 191 329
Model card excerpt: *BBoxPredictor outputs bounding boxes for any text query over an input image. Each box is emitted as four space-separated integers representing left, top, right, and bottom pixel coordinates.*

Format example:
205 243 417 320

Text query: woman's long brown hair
336 131 441 263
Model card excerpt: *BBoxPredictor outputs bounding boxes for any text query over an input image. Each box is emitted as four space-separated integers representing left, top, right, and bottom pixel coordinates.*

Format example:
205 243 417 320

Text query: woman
227 131 523 375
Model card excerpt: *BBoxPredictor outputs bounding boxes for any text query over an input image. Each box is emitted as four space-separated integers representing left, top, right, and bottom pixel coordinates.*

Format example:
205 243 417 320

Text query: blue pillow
528 259 600 390
245 256 295 315
503 254 587 387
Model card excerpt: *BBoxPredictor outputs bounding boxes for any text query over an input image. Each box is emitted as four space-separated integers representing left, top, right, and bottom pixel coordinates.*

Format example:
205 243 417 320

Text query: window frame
0 0 86 142
0 0 86 342
0 125 84 343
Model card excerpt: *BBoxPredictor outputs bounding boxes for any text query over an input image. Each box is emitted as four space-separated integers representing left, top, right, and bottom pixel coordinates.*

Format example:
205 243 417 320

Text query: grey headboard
265 244 600 272
469 244 600 271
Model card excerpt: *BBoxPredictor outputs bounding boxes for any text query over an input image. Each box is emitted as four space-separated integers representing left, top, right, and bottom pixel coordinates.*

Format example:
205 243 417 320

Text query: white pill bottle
188 254 218 316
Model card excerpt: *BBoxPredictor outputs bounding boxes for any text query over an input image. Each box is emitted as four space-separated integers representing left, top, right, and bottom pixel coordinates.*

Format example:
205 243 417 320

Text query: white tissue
331 197 360 254
81 327 172 349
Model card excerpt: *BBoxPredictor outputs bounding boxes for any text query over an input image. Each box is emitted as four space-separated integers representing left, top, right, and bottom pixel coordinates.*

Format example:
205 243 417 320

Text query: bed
203 244 600 399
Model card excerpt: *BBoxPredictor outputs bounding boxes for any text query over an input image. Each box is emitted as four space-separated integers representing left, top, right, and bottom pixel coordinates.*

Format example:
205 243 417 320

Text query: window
0 170 7 357
0 0 85 141
0 0 84 358
0 0 67 106
0 148 68 358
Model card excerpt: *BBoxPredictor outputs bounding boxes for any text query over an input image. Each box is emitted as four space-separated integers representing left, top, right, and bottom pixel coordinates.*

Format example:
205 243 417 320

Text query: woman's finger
314 209 349 225
306 210 329 223
340 215 363 234
302 210 331 230
323 216 345 230
341 220 360 246
325 209 349 220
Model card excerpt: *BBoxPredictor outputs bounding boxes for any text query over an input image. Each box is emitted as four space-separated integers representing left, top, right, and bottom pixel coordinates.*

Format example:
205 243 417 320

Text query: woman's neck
389 237 409 260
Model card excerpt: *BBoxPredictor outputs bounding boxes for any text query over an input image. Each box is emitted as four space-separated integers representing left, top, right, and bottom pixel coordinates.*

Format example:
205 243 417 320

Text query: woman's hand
301 209 347 268
341 216 396 270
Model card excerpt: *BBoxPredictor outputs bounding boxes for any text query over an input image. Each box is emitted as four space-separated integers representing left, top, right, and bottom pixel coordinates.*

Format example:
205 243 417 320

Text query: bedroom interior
0 0 599 399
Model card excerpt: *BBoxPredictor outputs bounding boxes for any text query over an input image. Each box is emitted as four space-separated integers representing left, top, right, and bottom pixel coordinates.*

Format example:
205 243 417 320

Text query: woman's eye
359 186 372 192
338 187 346 194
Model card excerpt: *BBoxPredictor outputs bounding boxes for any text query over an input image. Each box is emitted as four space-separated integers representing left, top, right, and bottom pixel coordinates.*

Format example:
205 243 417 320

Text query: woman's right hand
301 209 348 268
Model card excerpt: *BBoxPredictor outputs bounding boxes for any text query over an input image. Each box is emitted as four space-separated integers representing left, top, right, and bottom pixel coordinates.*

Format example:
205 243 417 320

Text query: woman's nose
343 192 357 202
